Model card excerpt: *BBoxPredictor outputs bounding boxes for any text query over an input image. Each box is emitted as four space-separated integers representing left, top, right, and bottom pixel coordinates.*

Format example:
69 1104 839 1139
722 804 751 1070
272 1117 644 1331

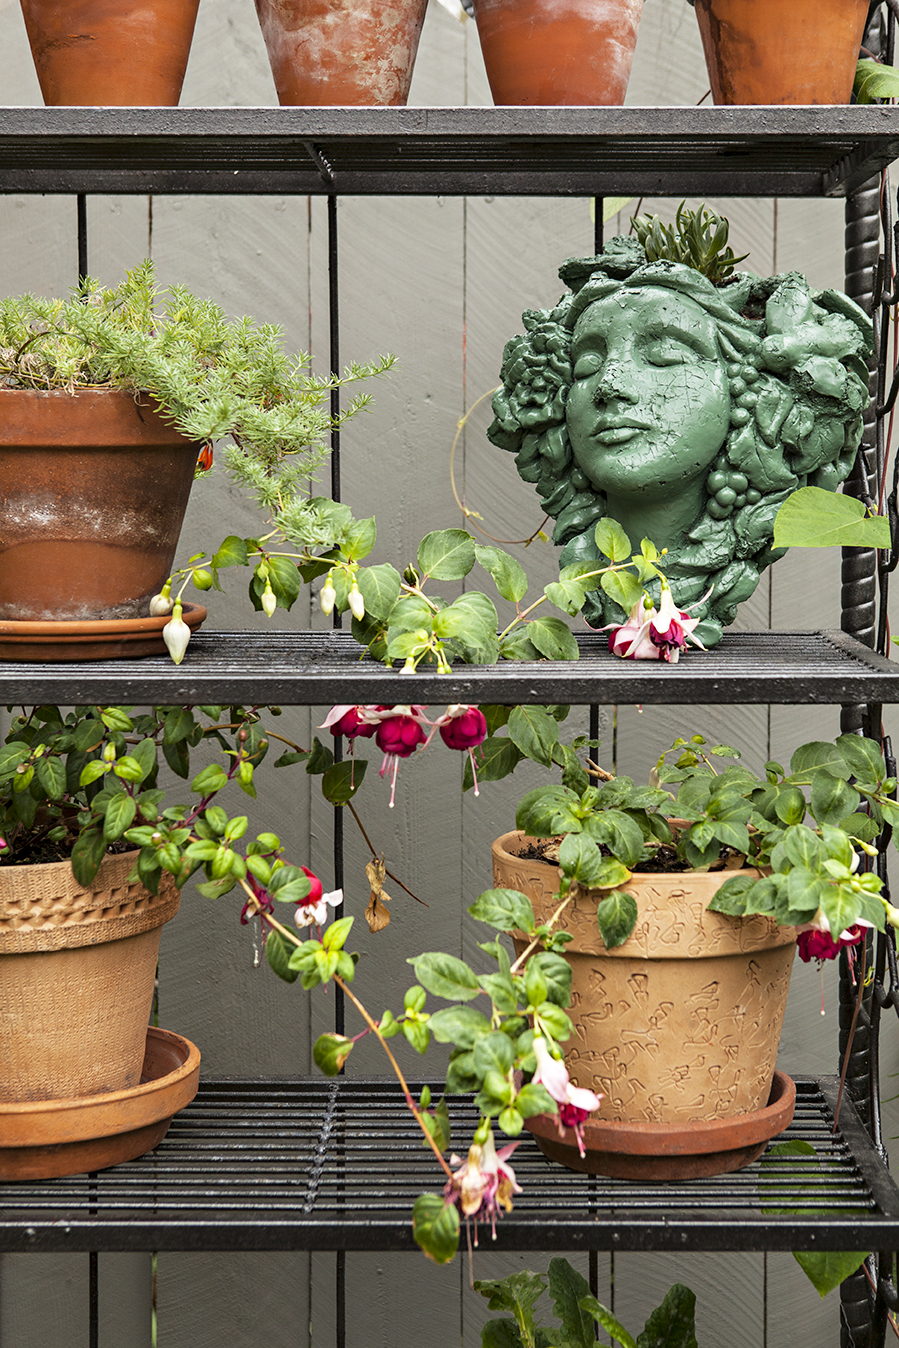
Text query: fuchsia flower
294 867 344 929
374 705 429 758
320 705 378 741
531 1036 602 1159
606 582 705 664
796 911 870 964
442 1129 522 1243
436 704 487 752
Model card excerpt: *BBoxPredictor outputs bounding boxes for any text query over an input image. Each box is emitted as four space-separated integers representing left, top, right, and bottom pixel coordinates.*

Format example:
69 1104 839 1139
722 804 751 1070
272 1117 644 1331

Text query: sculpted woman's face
565 287 731 522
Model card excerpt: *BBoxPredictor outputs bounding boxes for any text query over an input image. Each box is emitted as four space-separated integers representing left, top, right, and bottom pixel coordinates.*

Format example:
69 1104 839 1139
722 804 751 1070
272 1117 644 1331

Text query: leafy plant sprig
630 201 749 283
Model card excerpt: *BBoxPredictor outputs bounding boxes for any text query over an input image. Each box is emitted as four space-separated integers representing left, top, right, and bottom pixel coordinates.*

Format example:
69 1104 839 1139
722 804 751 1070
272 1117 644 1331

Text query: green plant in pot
0 698 299 1179
0 261 391 641
490 729 899 1176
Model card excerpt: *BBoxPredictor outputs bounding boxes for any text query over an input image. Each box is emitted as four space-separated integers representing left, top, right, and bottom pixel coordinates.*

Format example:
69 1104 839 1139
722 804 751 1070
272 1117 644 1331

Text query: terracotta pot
0 850 180 1103
0 389 201 623
692 0 869 105
19 0 201 107
0 601 207 662
471 0 644 106
493 832 797 1125
254 0 429 107
0 1026 200 1181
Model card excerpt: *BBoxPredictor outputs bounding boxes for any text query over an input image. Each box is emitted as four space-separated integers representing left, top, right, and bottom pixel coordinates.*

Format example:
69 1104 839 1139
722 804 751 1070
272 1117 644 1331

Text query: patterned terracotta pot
494 831 797 1126
691 0 869 105
254 0 429 107
471 0 644 106
0 852 180 1103
0 389 201 623
19 0 201 107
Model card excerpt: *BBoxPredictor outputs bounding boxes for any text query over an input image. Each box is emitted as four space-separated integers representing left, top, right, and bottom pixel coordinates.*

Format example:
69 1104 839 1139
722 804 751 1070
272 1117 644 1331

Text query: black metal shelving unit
3 102 899 1344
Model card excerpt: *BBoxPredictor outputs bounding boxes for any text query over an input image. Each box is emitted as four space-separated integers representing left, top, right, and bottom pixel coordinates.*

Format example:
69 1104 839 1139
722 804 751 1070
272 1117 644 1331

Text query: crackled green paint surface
488 237 873 645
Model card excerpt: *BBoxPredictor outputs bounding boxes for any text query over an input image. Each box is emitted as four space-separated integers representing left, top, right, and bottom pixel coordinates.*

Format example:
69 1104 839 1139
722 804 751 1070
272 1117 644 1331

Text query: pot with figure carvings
493 831 798 1179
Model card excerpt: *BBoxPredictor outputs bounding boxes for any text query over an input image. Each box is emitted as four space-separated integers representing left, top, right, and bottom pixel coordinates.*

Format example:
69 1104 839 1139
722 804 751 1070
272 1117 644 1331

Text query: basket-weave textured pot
494 831 796 1125
0 851 180 1103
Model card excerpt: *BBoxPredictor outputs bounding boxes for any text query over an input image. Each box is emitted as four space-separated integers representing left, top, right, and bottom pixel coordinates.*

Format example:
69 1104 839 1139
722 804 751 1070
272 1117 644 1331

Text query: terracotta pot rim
0 1028 200 1161
0 601 206 639
527 1069 796 1157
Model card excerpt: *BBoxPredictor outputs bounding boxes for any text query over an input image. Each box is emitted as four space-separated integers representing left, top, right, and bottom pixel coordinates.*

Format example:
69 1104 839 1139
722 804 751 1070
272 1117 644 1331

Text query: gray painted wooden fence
0 1 895 1343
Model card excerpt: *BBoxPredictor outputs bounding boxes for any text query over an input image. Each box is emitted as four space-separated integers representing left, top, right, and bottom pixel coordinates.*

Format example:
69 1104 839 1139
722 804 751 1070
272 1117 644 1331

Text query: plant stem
509 893 573 975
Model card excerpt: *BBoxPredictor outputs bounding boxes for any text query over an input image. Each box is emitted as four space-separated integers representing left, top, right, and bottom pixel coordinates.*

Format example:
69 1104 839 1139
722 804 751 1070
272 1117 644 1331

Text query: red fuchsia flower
320 705 378 741
442 1129 522 1244
605 582 705 665
796 911 871 964
531 1036 602 1159
294 868 344 929
430 704 489 796
368 705 429 808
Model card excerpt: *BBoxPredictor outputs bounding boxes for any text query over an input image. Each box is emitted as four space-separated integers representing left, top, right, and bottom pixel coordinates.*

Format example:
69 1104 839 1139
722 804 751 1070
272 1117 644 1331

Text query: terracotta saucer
0 1026 200 1181
0 603 206 661
526 1070 796 1181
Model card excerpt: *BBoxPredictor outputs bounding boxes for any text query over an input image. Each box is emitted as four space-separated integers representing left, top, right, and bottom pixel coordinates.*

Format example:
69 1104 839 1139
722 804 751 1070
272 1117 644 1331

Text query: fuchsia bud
374 708 428 758
438 705 487 751
162 605 191 665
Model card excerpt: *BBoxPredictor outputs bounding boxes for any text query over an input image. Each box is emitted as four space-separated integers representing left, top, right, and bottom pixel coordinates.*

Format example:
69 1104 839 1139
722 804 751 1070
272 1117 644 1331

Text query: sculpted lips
592 418 652 445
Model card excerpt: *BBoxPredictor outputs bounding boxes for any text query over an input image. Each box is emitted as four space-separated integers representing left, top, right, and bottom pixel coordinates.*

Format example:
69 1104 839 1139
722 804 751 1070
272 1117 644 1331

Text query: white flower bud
261 583 277 618
162 612 191 665
320 578 337 616
348 584 365 622
150 592 174 616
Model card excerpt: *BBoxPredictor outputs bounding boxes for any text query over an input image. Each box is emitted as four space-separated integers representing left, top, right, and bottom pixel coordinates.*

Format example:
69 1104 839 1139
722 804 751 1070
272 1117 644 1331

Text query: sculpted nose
594 359 639 405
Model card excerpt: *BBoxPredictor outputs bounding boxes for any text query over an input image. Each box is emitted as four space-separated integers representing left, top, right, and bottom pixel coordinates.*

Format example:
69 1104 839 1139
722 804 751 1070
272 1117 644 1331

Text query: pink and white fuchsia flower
531 1036 602 1159
442 1129 522 1243
606 581 705 664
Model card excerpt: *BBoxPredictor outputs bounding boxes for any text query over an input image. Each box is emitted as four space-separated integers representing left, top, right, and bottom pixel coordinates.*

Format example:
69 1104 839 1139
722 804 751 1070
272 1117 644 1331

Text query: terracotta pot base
526 1070 796 1180
0 1027 200 1180
0 602 206 661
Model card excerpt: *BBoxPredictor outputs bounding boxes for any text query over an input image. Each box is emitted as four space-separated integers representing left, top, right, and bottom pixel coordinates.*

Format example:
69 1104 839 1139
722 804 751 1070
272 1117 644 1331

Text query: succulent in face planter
487 207 872 647
0 261 392 634
490 730 899 1173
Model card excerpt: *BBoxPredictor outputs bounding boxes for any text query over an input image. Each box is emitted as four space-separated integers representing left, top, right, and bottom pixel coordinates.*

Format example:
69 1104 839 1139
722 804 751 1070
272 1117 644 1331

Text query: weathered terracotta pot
0 389 201 623
493 832 797 1126
0 1026 200 1181
19 0 201 107
471 0 644 106
692 0 869 105
254 0 429 106
0 851 180 1103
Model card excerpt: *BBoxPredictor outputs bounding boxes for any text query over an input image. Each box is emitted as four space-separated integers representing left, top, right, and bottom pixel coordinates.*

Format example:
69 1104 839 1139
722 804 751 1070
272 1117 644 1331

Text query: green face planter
488 236 872 645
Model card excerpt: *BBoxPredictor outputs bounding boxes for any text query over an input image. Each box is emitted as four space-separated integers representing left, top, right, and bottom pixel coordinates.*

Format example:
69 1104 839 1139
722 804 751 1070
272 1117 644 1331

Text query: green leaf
544 578 587 617
789 741 853 781
409 952 480 1001
265 929 300 983
834 734 886 786
792 1251 869 1298
508 705 561 768
417 528 476 581
264 553 302 609
413 1193 459 1265
79 759 108 787
601 568 643 614
528 951 572 1007
594 518 632 563
191 763 229 795
355 563 401 621
810 772 860 828
480 1321 524 1348
164 707 196 744
313 1033 353 1075
473 1030 516 1078
320 759 367 805
463 736 522 791
210 534 249 569
635 1284 698 1348
579 1295 637 1348
468 887 536 933
526 616 579 662
35 755 66 800
774 488 891 550
475 543 528 603
342 514 376 561
855 56 899 104
547 1258 595 1348
557 831 605 887
70 829 108 887
427 1005 492 1049
103 792 137 841
596 891 638 948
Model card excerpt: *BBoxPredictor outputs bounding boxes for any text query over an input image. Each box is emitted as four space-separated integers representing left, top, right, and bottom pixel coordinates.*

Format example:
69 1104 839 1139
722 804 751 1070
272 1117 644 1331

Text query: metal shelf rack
2 1078 898 1257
